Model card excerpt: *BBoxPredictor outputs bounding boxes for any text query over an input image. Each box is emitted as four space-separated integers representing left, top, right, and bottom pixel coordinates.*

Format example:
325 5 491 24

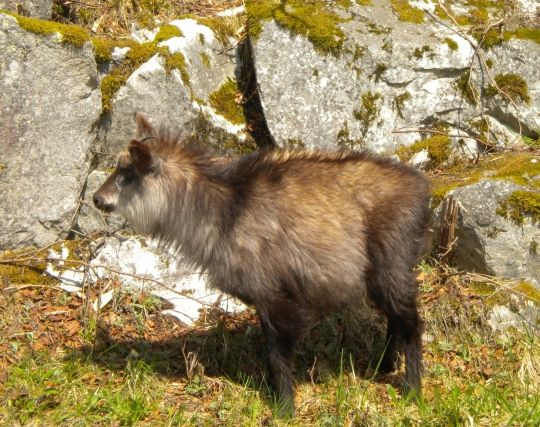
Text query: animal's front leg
258 305 305 417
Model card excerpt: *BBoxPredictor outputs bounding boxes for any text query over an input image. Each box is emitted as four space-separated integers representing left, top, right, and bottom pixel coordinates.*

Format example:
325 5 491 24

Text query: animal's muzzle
93 193 115 213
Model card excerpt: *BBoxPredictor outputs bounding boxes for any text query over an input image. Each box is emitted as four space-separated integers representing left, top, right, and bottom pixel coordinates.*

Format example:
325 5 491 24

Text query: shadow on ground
68 306 398 400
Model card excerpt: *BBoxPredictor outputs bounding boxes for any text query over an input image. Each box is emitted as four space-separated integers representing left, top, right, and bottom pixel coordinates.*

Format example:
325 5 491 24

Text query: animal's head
93 113 168 232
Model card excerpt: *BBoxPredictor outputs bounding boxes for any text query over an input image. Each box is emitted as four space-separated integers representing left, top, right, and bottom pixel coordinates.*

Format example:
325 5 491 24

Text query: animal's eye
116 164 137 183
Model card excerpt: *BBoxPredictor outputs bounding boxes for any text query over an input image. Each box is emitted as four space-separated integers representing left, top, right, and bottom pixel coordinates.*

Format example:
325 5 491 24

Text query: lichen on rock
209 78 245 125
397 134 451 169
390 0 424 24
485 73 531 105
496 190 540 225
245 0 347 55
2 9 90 45
353 91 382 136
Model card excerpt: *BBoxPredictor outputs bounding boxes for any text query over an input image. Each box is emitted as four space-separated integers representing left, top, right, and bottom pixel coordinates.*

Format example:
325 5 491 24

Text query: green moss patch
485 73 531 105
372 63 387 82
392 91 411 119
194 15 243 46
336 121 364 150
473 27 504 49
245 0 346 55
3 10 90 46
397 135 451 169
496 190 540 225
431 152 540 204
390 0 424 24
506 27 540 45
445 37 459 51
353 91 381 136
413 45 432 59
209 78 245 125
163 51 190 85
200 52 211 68
454 71 478 105
0 241 87 286
91 37 137 63
154 24 183 43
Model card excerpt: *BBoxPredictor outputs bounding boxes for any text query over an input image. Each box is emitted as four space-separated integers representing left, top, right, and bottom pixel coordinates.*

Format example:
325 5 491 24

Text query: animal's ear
129 139 156 175
135 112 156 138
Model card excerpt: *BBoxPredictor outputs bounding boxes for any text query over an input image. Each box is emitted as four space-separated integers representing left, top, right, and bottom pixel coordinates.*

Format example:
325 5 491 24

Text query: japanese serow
94 113 431 416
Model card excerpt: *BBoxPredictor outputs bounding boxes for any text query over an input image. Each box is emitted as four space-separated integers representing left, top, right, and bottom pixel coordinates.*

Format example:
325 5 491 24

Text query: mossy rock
396 135 451 169
496 190 540 225
469 280 540 308
245 0 347 55
353 91 381 136
2 9 90 46
154 24 183 43
209 78 245 125
0 241 88 286
431 152 540 205
392 92 411 120
454 71 479 105
445 38 458 51
100 40 191 112
505 27 540 45
390 0 424 24
485 73 531 105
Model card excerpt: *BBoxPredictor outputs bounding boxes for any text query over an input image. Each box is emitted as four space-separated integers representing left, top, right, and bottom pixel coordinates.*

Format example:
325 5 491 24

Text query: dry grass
52 0 244 37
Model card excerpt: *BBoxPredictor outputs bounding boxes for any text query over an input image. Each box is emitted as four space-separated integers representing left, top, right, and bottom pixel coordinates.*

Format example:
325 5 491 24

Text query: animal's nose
93 193 104 209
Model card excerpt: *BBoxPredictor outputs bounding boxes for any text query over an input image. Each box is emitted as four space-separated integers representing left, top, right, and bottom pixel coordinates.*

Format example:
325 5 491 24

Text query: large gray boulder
438 179 539 282
247 1 539 152
0 13 101 249
0 0 52 19
100 18 248 167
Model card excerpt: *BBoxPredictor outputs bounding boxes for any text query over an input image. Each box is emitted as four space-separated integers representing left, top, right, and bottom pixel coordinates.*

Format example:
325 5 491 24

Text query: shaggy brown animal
94 113 431 416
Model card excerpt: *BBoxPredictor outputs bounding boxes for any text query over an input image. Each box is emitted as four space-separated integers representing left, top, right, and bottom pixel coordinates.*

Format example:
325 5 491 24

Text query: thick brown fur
94 113 431 416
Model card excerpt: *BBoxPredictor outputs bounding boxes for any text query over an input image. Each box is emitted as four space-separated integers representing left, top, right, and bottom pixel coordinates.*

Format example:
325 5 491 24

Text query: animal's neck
157 159 233 268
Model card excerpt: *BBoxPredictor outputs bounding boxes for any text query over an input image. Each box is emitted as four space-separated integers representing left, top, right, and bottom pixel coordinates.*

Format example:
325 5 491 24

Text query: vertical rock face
0 13 101 249
0 0 52 19
247 1 539 152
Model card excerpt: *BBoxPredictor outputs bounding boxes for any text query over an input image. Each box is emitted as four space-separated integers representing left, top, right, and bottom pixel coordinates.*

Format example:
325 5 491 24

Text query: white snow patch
46 246 85 290
130 54 163 77
90 237 246 325
447 34 473 57
112 46 130 62
167 19 217 51
43 238 246 325
410 149 430 169
130 25 158 43
516 0 537 18
410 0 435 13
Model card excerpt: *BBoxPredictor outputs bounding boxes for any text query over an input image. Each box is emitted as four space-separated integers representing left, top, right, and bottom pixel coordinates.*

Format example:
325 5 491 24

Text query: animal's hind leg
379 315 401 374
368 272 423 395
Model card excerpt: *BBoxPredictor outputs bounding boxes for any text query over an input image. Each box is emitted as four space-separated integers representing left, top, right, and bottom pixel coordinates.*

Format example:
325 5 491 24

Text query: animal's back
218 150 430 311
